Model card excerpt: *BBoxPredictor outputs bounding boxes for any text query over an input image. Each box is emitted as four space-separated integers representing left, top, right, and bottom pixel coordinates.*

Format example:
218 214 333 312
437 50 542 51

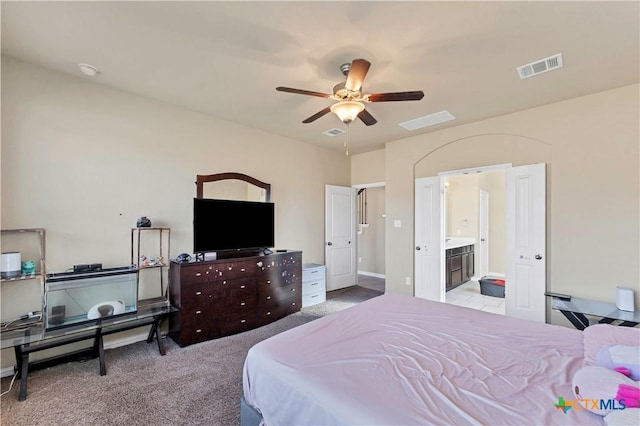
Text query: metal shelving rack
130 227 171 308
1 228 46 330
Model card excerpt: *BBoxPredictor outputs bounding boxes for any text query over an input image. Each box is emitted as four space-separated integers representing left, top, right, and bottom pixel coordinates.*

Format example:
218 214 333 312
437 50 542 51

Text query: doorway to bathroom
443 171 505 315
414 163 546 322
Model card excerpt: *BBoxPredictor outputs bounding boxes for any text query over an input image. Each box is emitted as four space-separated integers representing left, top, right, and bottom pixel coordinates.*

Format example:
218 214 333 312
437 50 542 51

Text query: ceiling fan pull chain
344 124 350 156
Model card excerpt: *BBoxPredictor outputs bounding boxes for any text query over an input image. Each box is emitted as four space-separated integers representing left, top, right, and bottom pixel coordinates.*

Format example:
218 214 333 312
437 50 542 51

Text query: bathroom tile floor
446 279 505 315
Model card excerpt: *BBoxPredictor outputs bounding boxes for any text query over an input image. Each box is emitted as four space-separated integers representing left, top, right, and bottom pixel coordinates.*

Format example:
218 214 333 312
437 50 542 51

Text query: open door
505 163 546 322
414 176 444 301
325 185 357 291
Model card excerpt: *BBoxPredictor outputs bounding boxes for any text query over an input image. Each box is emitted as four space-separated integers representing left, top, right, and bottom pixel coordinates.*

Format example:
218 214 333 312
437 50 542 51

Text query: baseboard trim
357 271 385 279
1 366 16 378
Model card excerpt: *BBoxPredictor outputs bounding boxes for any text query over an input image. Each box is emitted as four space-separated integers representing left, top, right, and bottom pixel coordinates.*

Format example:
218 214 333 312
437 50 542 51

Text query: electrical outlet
405 277 411 286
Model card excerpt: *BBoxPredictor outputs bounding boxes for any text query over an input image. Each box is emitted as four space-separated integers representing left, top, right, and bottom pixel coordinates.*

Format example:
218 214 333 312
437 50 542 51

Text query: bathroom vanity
445 238 475 291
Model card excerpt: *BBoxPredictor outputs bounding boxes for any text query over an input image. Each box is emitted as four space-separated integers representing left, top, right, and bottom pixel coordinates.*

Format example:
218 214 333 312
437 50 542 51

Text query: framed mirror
196 172 271 202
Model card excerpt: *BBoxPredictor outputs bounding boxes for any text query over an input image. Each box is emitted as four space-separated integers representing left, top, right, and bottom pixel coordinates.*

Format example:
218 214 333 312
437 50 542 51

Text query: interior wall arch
414 133 551 177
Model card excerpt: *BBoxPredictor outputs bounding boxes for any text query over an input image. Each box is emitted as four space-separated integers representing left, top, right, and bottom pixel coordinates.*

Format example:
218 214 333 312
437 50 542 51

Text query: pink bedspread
243 293 601 425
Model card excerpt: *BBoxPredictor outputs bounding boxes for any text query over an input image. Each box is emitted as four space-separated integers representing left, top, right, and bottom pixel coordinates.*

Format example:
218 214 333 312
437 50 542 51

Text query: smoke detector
516 53 563 80
78 63 99 76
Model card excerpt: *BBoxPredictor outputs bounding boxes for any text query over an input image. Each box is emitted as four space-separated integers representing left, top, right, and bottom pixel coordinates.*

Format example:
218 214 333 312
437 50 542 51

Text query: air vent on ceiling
398 111 456 131
322 128 345 137
516 53 563 80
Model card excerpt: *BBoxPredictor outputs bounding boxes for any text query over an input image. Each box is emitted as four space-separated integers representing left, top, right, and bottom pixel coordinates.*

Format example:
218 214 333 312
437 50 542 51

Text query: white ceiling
2 1 638 155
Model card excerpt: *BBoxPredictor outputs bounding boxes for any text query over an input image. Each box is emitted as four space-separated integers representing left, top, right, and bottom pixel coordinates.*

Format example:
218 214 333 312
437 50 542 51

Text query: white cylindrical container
1 252 22 278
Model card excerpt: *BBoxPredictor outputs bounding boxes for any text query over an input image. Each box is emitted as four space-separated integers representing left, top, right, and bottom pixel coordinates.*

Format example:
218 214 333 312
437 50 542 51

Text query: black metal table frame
12 312 169 401
557 309 638 331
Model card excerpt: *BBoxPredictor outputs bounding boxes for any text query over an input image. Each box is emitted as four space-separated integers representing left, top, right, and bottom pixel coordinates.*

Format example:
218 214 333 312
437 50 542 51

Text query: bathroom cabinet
445 244 474 291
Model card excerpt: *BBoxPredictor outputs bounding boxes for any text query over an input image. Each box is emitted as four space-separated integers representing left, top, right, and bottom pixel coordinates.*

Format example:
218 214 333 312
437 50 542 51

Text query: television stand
169 250 302 347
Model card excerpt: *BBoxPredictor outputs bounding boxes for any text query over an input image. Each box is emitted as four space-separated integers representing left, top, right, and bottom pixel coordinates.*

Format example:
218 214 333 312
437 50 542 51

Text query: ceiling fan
276 58 424 126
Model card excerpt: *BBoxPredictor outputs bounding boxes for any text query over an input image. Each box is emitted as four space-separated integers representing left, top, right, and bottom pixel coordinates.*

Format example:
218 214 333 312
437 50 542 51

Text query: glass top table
1 304 175 349
548 295 640 330
1 303 176 401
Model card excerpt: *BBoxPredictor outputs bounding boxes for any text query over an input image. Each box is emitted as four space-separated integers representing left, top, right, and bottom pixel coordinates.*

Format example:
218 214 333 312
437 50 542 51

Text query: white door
479 190 489 278
325 185 357 291
505 163 546 322
414 176 444 301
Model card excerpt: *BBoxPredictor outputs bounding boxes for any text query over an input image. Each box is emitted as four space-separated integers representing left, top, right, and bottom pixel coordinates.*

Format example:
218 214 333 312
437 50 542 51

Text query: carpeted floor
1 285 382 425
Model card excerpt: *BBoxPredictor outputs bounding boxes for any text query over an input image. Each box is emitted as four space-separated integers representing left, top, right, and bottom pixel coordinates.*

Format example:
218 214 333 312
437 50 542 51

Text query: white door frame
353 182 385 279
415 163 546 322
479 189 489 278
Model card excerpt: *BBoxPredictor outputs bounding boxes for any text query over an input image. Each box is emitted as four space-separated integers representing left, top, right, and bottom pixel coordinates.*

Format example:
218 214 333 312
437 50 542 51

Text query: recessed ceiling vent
517 53 563 80
322 128 345 137
399 111 456 131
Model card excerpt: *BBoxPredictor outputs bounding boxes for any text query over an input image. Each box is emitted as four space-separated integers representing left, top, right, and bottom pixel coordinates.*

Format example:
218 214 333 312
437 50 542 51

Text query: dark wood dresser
168 250 302 347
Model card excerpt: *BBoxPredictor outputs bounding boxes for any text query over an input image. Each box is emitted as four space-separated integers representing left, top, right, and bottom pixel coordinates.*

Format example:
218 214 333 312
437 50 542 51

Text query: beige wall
351 148 385 185
1 57 350 368
379 84 639 325
357 186 385 275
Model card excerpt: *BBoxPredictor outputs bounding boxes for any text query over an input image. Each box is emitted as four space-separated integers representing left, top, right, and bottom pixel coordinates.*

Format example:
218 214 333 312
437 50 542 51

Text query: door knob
415 246 421 250
535 254 543 260
348 241 351 244
327 242 333 246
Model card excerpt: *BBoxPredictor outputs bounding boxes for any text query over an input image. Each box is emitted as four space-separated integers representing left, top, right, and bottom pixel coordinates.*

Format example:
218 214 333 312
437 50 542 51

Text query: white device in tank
615 286 635 312
1 252 21 278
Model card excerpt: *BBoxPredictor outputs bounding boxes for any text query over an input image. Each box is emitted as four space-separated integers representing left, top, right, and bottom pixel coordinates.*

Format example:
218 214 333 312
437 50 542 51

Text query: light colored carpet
1 285 382 425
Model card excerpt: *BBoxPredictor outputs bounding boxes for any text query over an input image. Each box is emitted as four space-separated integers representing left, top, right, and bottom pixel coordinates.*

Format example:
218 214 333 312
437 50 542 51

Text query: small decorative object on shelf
136 216 152 228
21 260 36 275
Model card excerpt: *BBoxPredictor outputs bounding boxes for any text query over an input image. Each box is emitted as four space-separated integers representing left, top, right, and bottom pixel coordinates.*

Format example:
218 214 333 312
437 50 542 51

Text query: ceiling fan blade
345 59 371 92
276 87 330 98
358 109 377 126
367 91 425 102
302 106 332 123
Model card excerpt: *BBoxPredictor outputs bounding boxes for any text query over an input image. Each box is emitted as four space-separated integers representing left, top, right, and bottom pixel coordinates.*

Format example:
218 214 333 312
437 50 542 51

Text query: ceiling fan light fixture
330 101 364 124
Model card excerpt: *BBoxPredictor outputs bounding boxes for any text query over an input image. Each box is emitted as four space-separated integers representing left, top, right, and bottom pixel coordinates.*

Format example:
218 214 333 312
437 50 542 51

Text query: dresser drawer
256 295 301 325
180 284 215 308
302 279 325 295
302 264 325 282
218 313 255 336
215 277 256 299
218 261 257 279
215 293 257 317
257 281 298 302
302 291 326 307
180 264 216 284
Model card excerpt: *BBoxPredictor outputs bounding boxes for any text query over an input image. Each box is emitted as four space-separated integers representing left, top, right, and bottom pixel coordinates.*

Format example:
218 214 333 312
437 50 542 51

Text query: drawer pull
240 268 246 272
240 302 246 306
195 291 202 295
196 310 202 314
266 280 271 284
311 282 319 286
291 302 297 306
291 288 296 292
240 285 246 289
256 261 263 267
222 281 227 285
195 273 202 277
266 296 271 300
266 311 271 316
196 329 202 333
240 319 246 323
311 295 318 298
311 270 318 274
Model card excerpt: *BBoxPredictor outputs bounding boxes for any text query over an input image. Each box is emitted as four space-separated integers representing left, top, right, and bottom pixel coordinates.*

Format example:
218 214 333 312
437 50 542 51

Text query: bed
242 293 637 425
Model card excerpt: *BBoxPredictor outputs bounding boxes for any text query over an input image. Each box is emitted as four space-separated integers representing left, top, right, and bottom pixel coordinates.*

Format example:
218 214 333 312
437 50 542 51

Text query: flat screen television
193 198 275 253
